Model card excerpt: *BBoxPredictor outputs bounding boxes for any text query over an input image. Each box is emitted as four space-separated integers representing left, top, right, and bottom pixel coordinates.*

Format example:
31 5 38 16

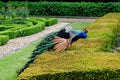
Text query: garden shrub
3 2 120 17
0 35 9 45
17 13 120 80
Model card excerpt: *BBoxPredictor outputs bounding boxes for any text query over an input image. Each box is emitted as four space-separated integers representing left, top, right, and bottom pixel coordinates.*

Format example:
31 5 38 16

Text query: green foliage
0 17 57 45
18 69 120 80
15 6 29 23
0 2 29 24
3 2 120 17
36 18 58 26
101 13 120 51
0 25 13 31
16 22 45 36
88 13 120 52
0 30 17 39
27 18 58 26
0 35 9 45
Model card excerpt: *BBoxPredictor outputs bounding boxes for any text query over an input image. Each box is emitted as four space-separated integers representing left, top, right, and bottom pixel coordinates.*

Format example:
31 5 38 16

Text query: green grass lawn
71 22 90 30
0 22 90 80
0 39 41 80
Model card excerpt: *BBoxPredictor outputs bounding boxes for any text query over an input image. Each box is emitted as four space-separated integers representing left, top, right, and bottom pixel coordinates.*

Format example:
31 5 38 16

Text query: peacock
53 25 88 51
18 25 88 74
30 32 58 62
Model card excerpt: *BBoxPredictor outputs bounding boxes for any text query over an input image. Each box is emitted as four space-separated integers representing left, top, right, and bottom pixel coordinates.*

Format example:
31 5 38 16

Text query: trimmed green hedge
1 2 120 17
16 22 45 36
0 18 57 45
36 18 58 26
22 69 120 80
0 26 14 31
0 30 18 39
0 35 9 45
88 13 120 51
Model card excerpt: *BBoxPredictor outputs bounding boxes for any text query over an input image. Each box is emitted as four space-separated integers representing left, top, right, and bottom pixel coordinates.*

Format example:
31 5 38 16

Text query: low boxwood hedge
16 22 45 36
0 26 13 31
36 18 58 26
0 18 57 45
0 30 17 39
0 35 9 45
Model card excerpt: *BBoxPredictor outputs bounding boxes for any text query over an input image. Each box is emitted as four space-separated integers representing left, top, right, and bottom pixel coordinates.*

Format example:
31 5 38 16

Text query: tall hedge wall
1 0 120 2
0 2 120 17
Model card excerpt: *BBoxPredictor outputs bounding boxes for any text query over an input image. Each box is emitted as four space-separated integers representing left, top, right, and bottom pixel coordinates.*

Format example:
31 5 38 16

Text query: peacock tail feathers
33 32 58 54
30 31 58 62
18 32 58 74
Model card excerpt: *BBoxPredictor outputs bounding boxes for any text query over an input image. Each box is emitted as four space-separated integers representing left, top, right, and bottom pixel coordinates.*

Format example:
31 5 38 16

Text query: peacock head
83 29 88 33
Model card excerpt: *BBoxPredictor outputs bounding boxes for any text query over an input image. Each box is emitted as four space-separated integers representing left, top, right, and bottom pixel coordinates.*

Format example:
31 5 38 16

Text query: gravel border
0 22 69 58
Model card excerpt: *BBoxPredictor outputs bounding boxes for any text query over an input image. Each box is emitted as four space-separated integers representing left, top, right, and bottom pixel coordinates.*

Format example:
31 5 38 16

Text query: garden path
0 18 96 58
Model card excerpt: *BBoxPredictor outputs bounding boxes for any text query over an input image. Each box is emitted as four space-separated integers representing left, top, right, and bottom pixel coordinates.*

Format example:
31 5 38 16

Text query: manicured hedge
0 30 18 39
27 18 57 26
88 13 120 51
0 18 58 45
19 69 120 80
16 22 45 36
17 13 120 80
36 18 58 26
0 2 120 17
0 26 14 31
1 0 119 2
0 35 9 45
